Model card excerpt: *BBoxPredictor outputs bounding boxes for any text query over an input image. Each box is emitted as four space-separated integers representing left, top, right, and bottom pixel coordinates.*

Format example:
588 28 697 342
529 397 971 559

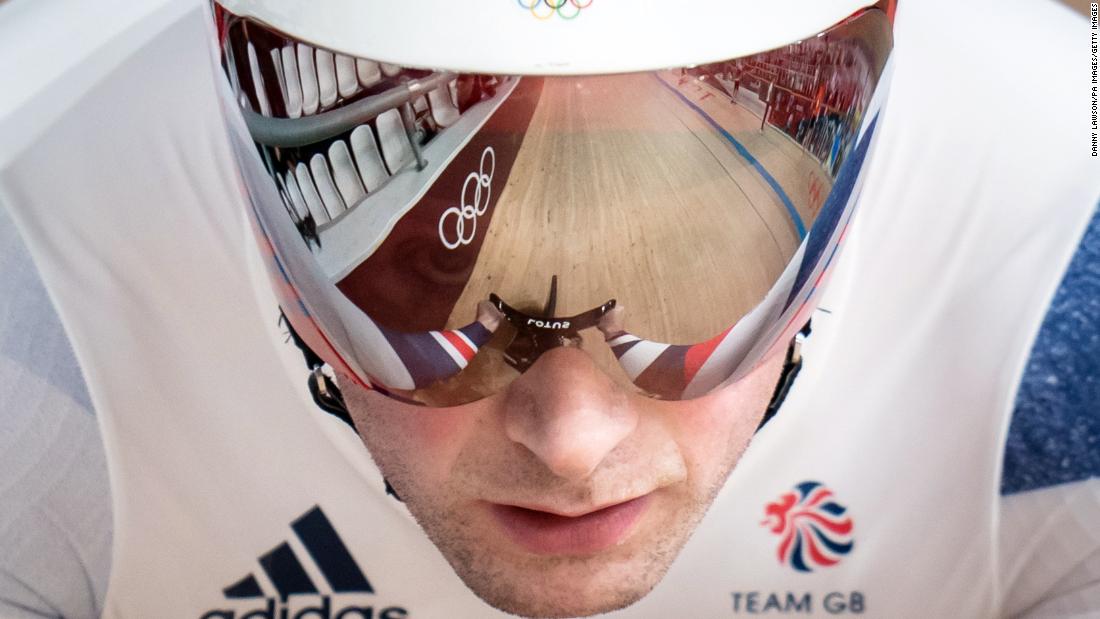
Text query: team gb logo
761 481 854 572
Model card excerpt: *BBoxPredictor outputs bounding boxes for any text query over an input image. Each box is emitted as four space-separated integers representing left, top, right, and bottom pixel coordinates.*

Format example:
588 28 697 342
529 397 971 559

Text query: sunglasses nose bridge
492 279 616 374
500 323 586 374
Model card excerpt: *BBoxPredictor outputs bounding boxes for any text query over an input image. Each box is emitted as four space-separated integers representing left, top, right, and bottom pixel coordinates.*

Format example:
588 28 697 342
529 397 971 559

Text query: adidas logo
201 506 409 619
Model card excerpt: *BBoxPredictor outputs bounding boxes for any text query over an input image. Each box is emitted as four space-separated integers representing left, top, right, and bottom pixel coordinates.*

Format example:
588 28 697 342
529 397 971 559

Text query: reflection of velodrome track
223 12 868 399
677 75 835 233
447 71 831 344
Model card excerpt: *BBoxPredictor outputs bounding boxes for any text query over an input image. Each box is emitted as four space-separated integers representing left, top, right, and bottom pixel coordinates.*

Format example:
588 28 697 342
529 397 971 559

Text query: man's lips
488 495 652 555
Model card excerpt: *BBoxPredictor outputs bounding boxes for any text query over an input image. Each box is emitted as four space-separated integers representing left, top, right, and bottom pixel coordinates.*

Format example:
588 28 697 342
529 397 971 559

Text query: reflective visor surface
215 6 893 405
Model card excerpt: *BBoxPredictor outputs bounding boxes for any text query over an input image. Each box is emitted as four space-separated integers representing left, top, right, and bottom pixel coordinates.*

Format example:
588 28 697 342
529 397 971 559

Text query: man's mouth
488 495 652 556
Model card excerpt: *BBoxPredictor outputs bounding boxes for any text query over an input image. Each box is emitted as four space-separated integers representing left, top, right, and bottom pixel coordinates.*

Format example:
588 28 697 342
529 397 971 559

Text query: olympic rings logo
517 0 593 20
439 146 496 250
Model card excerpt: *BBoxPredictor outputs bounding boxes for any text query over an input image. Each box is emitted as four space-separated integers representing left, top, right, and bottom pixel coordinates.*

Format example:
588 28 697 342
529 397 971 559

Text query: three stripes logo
201 506 408 619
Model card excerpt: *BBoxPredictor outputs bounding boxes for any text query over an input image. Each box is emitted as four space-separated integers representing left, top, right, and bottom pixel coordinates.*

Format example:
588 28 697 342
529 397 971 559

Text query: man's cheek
664 399 744 459
369 404 481 482
676 350 786 441
669 399 761 488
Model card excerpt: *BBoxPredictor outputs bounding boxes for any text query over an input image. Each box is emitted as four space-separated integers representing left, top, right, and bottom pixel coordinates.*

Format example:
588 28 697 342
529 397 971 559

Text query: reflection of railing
220 15 488 250
242 71 457 169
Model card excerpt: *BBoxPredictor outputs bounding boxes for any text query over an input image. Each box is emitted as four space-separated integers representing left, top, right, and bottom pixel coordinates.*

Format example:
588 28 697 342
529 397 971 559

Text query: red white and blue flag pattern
377 321 492 389
762 481 854 572
605 327 732 398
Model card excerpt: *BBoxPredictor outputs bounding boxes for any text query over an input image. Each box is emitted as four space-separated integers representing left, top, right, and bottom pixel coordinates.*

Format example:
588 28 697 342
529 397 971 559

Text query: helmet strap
308 365 353 426
758 320 812 431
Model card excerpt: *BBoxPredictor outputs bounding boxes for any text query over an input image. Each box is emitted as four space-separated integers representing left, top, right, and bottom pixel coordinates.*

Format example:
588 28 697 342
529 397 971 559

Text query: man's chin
398 481 715 617
449 548 674 619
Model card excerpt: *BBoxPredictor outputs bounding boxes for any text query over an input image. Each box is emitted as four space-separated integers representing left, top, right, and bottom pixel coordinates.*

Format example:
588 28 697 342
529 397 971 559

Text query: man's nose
502 346 638 481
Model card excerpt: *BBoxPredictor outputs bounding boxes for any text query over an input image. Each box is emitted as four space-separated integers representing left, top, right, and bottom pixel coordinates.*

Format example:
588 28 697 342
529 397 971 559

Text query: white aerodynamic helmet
210 0 894 407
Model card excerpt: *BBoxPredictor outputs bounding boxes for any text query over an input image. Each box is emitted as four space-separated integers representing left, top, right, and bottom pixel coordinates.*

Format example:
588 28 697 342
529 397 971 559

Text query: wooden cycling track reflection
447 71 832 349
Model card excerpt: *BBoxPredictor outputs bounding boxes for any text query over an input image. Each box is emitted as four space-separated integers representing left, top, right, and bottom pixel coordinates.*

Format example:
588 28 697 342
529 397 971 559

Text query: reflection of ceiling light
817 32 826 37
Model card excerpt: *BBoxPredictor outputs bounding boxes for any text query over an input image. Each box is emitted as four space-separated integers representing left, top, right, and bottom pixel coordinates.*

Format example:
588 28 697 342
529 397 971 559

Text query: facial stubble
350 397 760 619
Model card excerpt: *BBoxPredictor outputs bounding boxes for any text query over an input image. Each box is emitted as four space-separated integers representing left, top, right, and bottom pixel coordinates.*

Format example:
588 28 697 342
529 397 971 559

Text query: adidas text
201 595 407 619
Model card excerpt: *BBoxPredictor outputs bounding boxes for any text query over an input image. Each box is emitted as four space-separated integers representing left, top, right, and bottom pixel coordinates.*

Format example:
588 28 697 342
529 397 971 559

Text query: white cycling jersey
0 0 1097 617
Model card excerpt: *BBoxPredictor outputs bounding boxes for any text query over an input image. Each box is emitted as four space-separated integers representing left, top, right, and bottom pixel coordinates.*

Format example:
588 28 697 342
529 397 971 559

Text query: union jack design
378 321 492 389
605 327 732 398
761 481 854 572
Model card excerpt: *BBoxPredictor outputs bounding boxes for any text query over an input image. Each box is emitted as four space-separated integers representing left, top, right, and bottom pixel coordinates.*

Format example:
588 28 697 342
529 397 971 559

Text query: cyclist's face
340 345 786 618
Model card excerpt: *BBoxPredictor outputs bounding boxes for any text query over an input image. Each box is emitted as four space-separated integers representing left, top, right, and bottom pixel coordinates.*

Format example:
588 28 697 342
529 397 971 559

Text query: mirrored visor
215 5 893 405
